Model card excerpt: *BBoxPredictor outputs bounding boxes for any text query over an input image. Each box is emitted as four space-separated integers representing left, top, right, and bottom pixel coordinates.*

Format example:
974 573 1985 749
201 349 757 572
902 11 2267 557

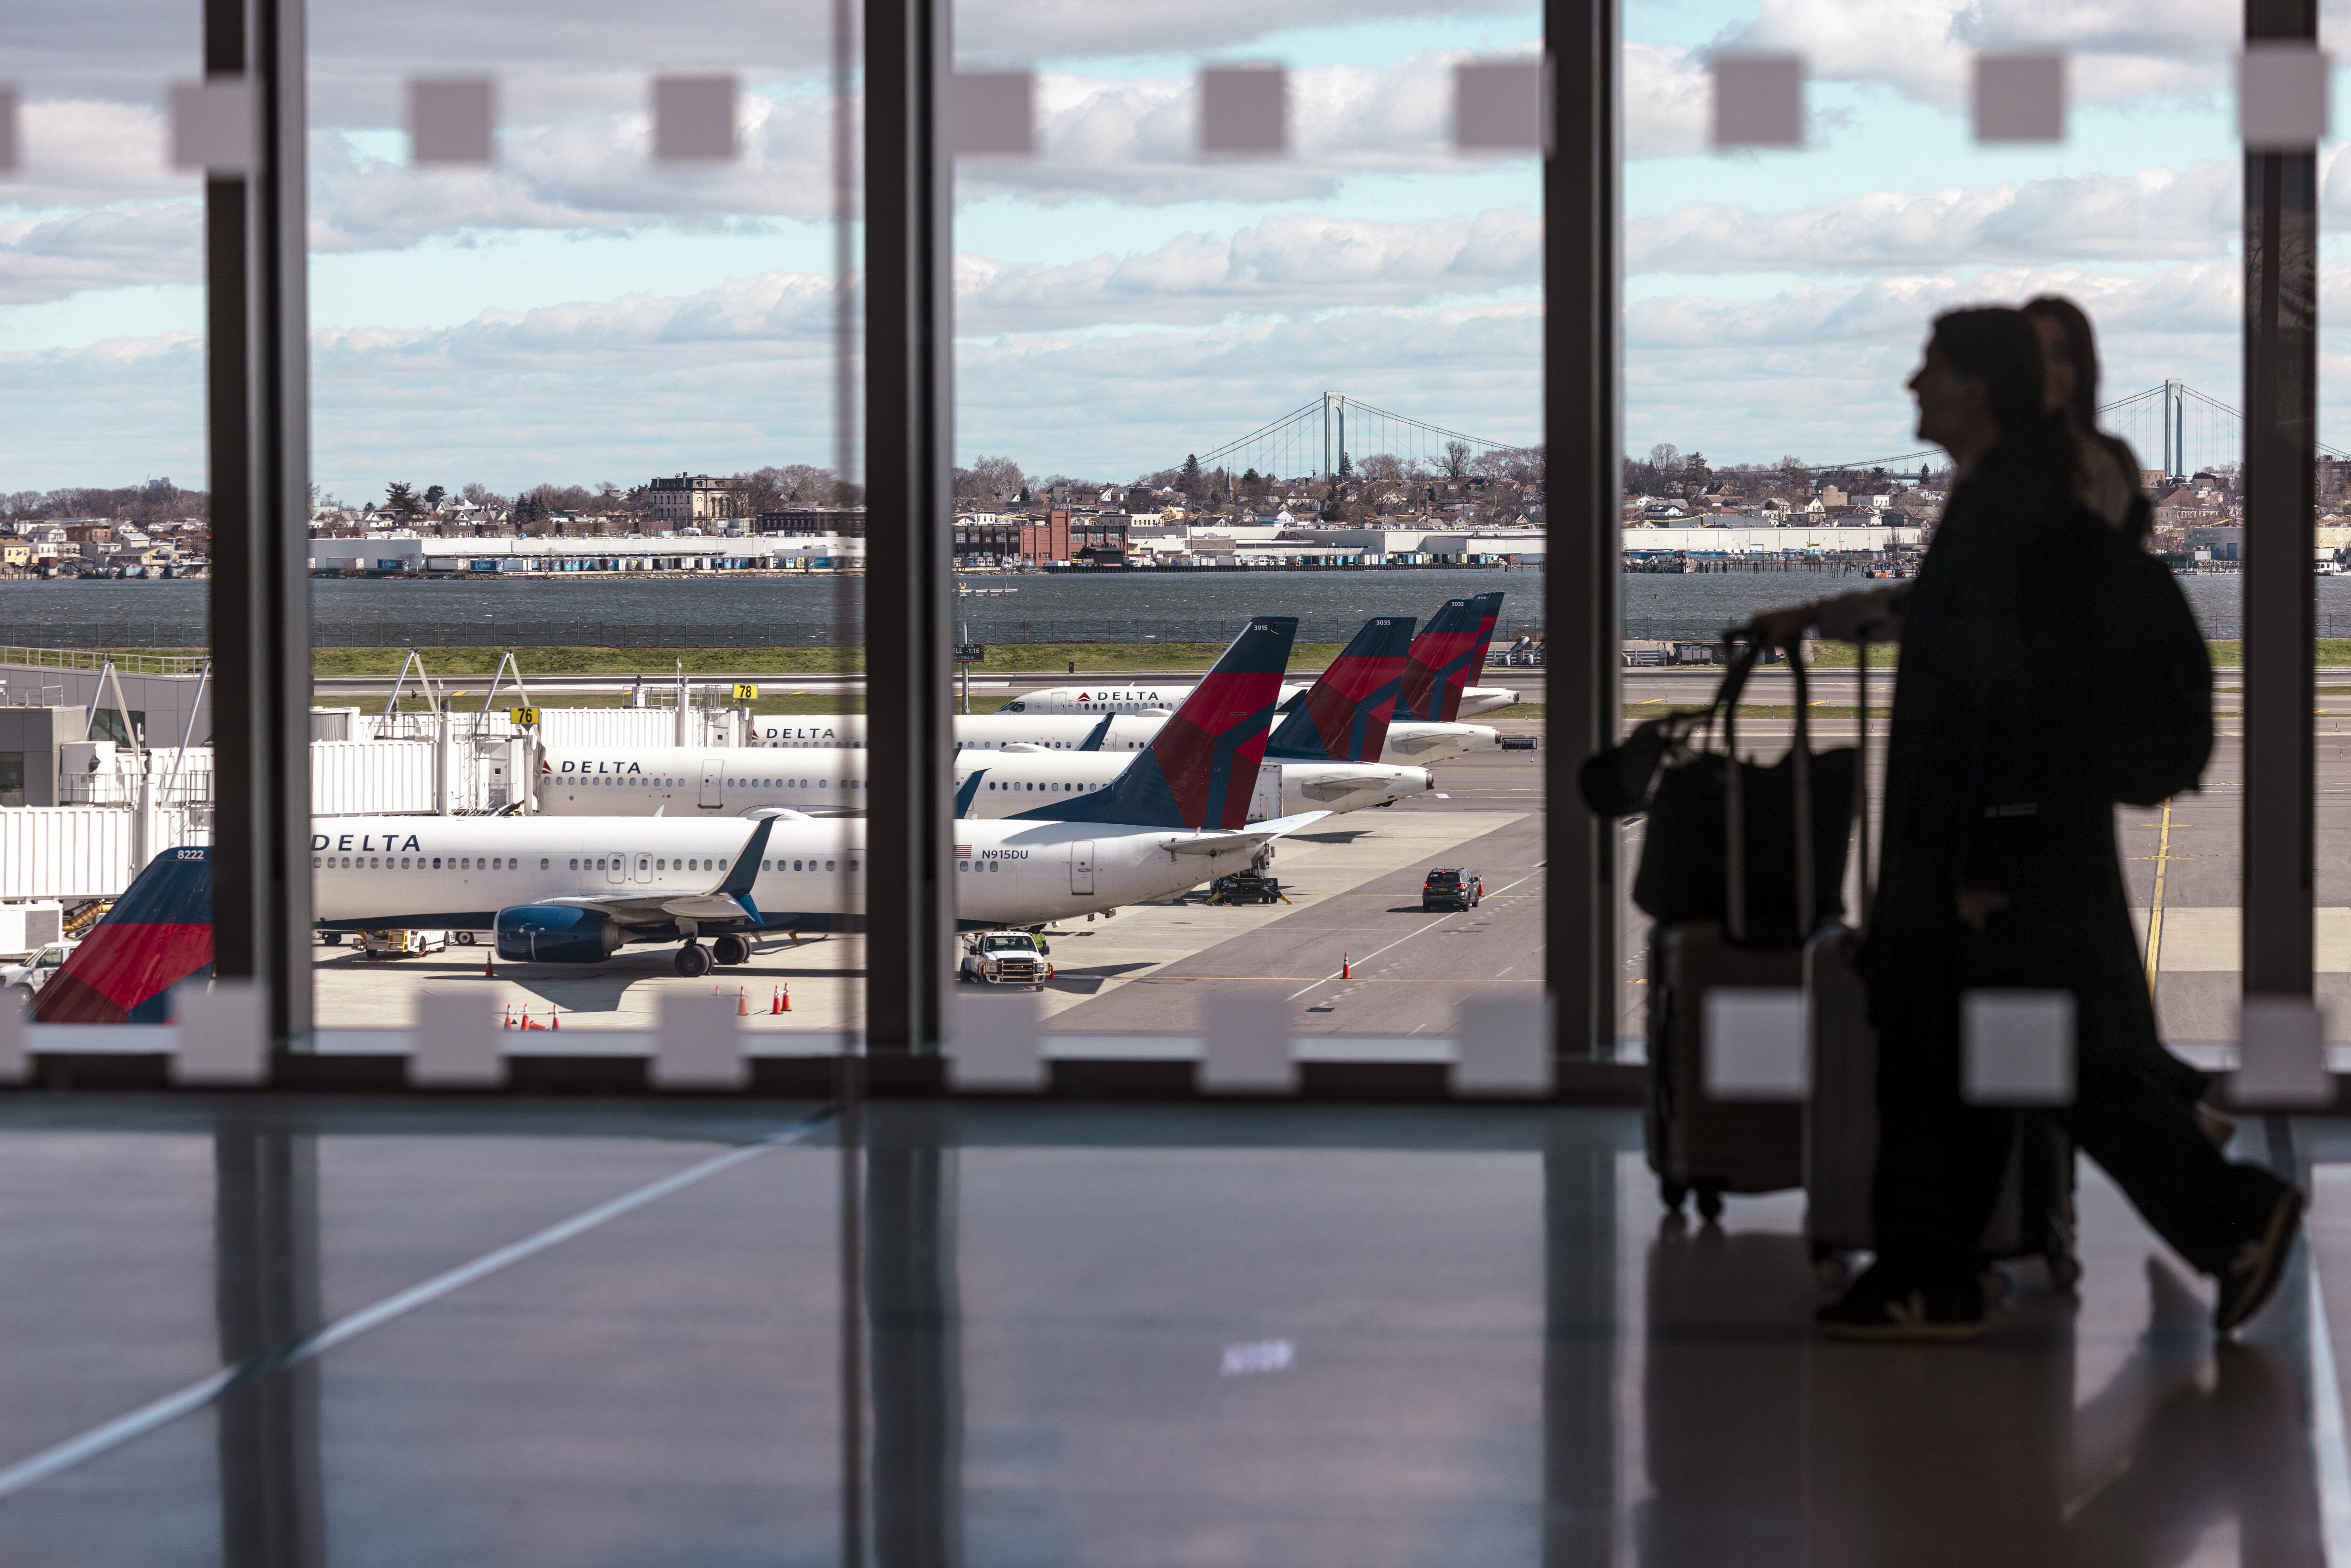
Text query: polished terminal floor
1 1097 2348 1566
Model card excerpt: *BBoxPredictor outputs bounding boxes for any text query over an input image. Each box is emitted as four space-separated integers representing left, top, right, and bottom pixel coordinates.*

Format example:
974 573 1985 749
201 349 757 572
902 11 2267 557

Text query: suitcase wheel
1659 1178 1688 1214
2047 1248 2081 1293
1695 1184 1725 1223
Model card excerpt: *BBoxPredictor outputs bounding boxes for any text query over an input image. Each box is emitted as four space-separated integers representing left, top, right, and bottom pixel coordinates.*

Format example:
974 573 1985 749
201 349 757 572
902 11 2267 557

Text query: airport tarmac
1612 698 2351 1048
311 741 1549 1043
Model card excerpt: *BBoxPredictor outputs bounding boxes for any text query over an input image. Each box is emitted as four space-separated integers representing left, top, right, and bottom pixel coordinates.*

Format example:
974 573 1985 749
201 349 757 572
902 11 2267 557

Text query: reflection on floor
0 1098 2339 1566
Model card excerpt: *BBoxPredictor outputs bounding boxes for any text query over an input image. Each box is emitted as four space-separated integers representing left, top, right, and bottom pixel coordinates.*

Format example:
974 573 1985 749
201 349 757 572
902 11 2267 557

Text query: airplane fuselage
308 814 1283 940
751 712 1494 764
537 747 1431 819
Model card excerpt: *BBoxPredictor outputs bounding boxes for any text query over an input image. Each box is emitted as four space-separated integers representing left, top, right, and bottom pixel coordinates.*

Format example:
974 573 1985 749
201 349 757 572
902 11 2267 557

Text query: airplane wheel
675 943 714 978
320 931 342 946
713 935 749 966
455 930 475 946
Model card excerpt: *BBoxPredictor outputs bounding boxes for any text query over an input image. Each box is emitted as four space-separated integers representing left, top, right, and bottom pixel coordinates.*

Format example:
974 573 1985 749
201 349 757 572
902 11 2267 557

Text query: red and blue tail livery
1398 590 1503 723
35 846 213 1024
1266 615 1414 763
1023 615 1297 829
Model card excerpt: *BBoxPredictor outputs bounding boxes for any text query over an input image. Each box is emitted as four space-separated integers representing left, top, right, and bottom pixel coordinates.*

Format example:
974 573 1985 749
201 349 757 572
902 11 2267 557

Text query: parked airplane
744 609 1500 764
1399 591 1512 722
35 620 1328 1005
545 617 1433 818
997 591 1518 720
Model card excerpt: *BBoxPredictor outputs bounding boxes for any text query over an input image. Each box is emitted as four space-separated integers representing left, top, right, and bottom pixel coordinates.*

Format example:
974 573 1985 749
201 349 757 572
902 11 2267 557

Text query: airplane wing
1157 811 1330 856
540 816 780 930
1298 776 1392 802
1384 731 1453 755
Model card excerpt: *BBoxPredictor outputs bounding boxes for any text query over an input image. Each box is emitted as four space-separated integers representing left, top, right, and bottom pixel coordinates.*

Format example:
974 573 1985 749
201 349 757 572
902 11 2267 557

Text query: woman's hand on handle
1746 604 1816 653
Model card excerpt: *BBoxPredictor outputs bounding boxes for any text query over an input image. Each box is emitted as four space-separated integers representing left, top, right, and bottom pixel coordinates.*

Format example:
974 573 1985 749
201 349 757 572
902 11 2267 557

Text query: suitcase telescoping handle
1715 636 1817 946
1854 635 1873 926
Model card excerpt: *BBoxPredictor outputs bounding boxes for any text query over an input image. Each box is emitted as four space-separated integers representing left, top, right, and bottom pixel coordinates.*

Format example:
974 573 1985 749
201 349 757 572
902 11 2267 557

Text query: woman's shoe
1817 1263 1989 1342
2215 1184 2305 1334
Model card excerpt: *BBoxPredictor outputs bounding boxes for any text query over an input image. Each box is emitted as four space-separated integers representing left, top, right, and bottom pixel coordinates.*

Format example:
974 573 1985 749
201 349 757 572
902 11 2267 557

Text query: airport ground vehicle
1 940 79 1003
360 929 447 959
1206 871 1285 905
1421 868 1483 912
960 930 1050 988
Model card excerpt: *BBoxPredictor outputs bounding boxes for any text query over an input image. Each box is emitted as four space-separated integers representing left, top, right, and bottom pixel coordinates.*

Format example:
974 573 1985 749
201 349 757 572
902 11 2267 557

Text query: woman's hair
2021 294 2099 432
1930 306 2072 496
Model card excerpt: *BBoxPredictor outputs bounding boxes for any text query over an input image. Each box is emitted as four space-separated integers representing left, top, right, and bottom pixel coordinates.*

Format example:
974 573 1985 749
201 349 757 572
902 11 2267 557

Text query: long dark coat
1864 445 2193 1099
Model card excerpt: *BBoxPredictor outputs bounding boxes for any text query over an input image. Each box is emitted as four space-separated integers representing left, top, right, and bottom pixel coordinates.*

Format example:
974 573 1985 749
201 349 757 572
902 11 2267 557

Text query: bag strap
1719 638 1764 943
1789 649 1815 940
1854 636 1873 928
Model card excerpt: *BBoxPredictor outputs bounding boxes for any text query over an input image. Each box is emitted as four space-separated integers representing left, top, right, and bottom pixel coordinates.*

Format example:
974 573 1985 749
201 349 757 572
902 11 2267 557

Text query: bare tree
1442 440 1471 480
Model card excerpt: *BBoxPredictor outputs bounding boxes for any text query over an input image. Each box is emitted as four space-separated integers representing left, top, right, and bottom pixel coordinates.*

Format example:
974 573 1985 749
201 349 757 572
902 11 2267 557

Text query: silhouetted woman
1767 308 2300 1340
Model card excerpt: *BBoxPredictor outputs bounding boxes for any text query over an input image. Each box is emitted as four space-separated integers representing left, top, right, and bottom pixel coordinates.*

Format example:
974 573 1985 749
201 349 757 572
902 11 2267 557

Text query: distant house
647 473 747 524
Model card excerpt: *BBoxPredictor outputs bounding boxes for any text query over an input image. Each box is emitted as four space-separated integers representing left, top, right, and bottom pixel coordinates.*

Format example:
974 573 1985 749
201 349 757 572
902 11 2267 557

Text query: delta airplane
998 591 1519 721
743 606 1503 765
32 619 1327 1007
543 616 1436 818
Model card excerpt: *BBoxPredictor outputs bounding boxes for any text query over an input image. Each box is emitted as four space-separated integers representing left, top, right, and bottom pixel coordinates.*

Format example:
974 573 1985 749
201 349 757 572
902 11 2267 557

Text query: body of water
0 566 2296 649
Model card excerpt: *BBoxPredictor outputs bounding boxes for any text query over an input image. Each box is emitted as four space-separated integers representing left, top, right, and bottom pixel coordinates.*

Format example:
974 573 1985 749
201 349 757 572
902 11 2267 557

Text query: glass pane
0 0 215 999
1618 6 2243 1074
302 0 862 1060
954 8 1545 1060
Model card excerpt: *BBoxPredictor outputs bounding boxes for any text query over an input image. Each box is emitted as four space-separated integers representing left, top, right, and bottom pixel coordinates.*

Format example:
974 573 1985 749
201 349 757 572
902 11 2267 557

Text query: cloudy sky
4 0 2351 497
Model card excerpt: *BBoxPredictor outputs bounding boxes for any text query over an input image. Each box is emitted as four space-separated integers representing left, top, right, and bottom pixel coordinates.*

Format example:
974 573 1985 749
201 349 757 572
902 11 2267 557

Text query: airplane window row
574 774 863 790
958 861 1001 872
312 855 543 870
759 858 843 871
984 781 1098 792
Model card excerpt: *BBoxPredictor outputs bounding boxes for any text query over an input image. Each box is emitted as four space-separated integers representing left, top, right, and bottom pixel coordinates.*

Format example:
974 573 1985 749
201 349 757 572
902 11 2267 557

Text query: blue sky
2 0 2346 498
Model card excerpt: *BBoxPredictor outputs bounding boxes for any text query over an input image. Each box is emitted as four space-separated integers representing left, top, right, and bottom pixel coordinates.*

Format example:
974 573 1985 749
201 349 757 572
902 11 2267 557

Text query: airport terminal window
1614 0 2250 1056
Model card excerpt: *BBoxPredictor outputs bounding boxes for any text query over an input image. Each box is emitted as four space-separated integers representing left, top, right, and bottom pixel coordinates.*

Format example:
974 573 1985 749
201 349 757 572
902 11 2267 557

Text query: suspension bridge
1192 393 1521 484
1806 382 2348 482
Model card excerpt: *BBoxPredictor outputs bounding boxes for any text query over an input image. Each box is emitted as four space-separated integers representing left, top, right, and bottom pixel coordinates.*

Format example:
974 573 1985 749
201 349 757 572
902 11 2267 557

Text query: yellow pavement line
2145 796 2174 994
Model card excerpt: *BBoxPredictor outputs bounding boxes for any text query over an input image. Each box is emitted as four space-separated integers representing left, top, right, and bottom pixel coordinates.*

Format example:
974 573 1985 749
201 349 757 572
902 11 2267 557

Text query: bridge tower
2162 378 2185 480
1320 391 1349 481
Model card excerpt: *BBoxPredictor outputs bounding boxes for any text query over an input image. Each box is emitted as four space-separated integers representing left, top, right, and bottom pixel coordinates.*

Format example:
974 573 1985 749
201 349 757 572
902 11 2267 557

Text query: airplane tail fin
34 847 213 1023
1023 616 1297 829
1398 590 1505 722
1266 615 1414 762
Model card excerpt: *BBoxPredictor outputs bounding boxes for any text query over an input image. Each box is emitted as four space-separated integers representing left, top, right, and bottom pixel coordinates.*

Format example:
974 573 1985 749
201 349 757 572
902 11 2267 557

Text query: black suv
1422 867 1483 912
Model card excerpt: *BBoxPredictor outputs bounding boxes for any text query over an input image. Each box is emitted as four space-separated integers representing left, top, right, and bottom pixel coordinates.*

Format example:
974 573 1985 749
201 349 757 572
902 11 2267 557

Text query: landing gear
455 930 476 946
674 942 714 977
713 935 749 966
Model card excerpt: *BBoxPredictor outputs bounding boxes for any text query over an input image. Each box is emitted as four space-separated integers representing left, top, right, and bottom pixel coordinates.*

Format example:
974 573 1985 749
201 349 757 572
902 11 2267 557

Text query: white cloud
0 202 200 304
1730 0 2234 108
1624 260 2247 461
956 207 1537 332
1627 160 2238 272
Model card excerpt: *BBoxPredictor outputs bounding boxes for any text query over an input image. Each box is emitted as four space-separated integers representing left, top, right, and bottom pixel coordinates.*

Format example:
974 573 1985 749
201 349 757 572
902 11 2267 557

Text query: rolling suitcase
1633 641 1855 1220
1801 640 2079 1284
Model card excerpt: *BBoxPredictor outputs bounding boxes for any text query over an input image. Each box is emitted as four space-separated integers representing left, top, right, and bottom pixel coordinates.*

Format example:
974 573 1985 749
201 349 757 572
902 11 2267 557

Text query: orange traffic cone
781 983 792 1012
519 1006 529 1030
484 952 495 978
551 1011 560 1031
771 986 781 1015
737 986 748 1017
502 1004 513 1031
1341 953 1351 980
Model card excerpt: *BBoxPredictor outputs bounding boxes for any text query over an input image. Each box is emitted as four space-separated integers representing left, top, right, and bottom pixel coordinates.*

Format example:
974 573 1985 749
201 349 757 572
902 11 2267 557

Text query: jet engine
495 904 623 963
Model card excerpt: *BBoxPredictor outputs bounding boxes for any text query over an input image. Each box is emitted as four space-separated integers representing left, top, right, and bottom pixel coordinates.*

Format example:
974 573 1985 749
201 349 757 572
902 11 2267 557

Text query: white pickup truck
958 930 1050 989
1 941 79 1004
